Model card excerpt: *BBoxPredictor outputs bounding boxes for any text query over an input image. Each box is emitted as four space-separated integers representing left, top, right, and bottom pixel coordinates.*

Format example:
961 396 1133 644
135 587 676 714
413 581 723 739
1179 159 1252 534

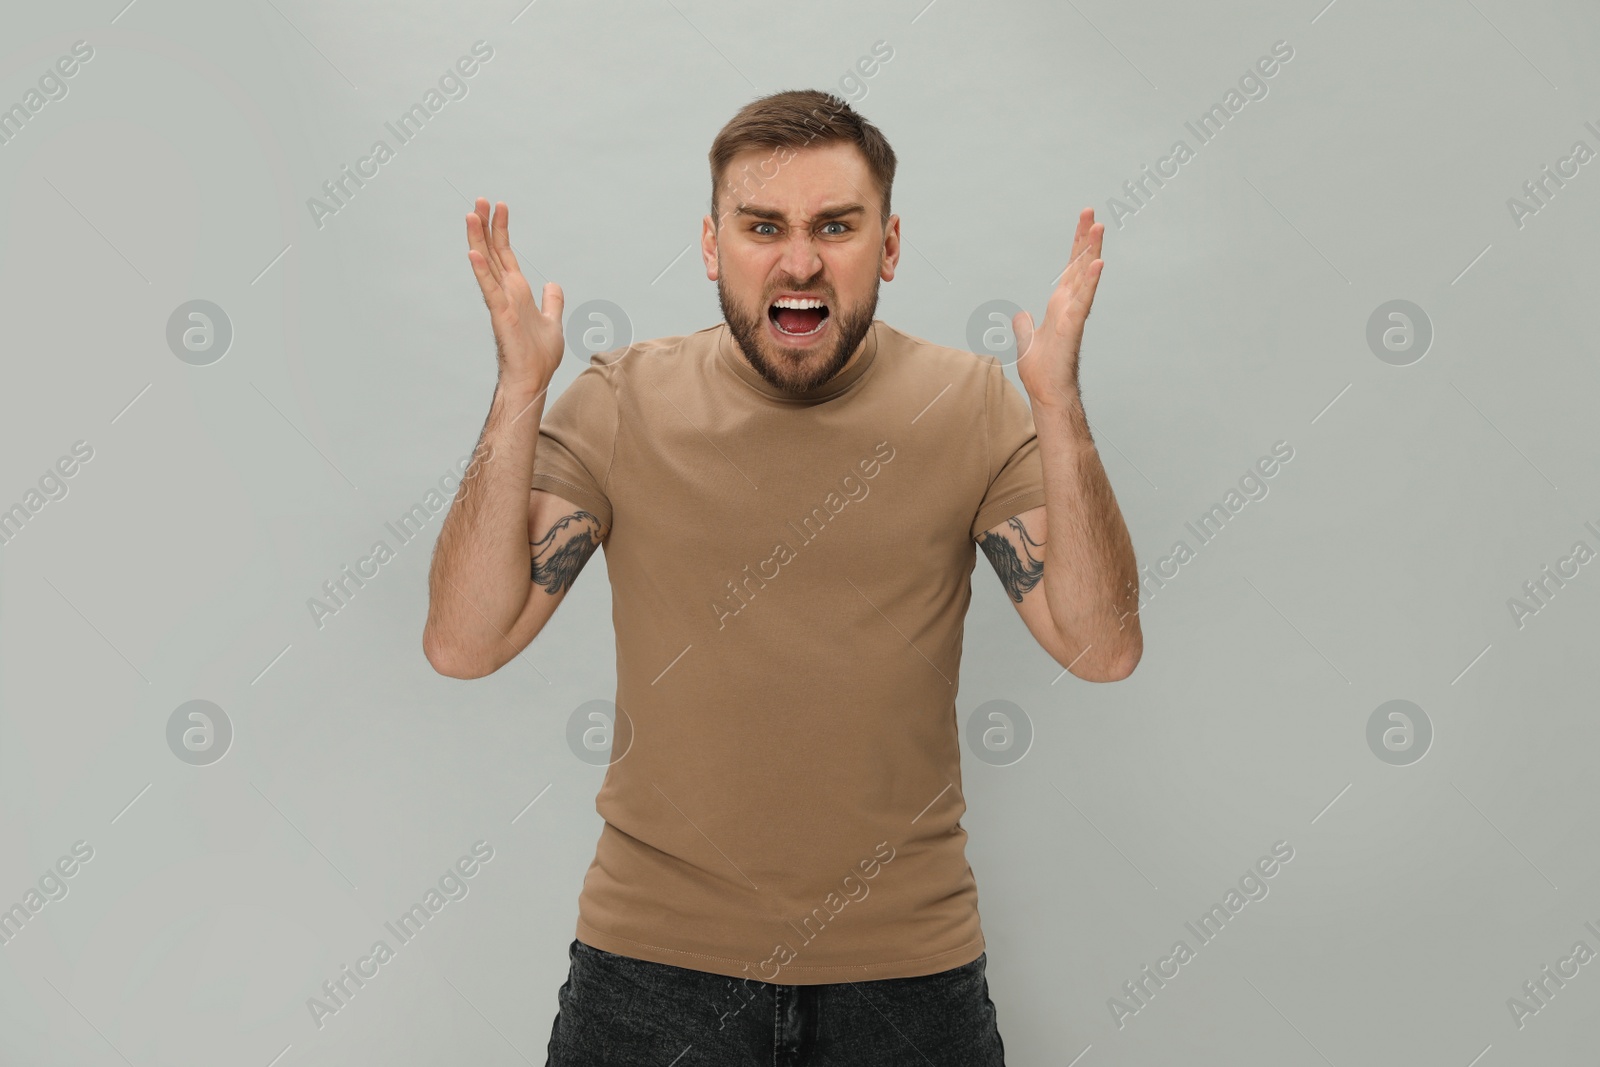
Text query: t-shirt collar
717 319 879 403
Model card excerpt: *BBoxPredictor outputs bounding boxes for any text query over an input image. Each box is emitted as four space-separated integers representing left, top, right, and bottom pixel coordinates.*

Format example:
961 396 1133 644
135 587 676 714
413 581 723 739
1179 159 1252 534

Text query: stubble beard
718 271 879 395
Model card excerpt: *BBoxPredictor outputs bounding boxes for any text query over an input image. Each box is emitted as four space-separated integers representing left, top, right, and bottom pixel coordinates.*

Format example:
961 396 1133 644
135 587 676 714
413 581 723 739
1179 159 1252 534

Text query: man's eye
753 223 778 235
821 221 848 235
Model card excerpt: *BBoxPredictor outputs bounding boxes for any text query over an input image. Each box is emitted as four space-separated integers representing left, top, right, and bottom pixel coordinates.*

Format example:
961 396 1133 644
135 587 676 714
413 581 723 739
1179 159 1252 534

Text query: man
424 89 1141 1066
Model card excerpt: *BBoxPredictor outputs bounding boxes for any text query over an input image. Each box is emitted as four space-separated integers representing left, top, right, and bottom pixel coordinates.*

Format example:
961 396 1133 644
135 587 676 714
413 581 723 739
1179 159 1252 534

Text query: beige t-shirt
530 319 1046 984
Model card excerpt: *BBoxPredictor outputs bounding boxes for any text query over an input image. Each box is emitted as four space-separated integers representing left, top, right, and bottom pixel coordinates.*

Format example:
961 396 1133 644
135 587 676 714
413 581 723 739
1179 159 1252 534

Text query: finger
1068 207 1093 263
1066 259 1104 321
492 201 523 276
541 281 563 324
1012 309 1035 363
1054 242 1089 292
466 248 506 313
466 210 502 286
475 198 506 279
474 197 494 250
1059 226 1104 290
492 200 510 250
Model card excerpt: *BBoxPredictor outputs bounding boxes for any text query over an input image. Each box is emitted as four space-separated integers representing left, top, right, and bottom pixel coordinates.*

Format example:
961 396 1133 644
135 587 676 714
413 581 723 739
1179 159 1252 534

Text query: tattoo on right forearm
530 511 603 595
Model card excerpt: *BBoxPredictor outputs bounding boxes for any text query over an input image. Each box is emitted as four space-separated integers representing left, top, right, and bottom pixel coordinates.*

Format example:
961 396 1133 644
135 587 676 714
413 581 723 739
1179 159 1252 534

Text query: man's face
702 142 900 394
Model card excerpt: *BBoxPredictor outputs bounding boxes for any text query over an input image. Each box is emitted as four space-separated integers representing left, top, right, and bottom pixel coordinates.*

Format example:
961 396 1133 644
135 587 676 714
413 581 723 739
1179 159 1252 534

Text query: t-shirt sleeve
529 359 618 530
970 357 1048 540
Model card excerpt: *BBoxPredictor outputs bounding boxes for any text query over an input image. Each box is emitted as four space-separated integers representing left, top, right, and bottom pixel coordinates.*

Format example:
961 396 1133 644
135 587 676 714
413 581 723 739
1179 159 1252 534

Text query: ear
701 214 719 281
880 214 900 283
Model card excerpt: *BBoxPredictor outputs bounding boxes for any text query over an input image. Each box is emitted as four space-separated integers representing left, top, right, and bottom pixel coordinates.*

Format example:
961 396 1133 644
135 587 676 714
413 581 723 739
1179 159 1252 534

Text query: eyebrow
732 203 867 224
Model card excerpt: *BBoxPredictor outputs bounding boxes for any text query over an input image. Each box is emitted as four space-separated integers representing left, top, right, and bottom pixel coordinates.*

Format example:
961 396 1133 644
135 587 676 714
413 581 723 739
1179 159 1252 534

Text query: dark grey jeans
544 938 1006 1066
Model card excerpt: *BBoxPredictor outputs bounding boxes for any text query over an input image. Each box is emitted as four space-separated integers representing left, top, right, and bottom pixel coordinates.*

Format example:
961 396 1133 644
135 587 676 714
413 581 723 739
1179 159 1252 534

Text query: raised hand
465 198 565 392
1014 206 1104 409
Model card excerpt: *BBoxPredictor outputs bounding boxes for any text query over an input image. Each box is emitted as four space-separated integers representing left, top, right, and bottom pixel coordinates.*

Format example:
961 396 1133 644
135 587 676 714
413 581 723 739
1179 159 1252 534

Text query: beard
717 272 879 395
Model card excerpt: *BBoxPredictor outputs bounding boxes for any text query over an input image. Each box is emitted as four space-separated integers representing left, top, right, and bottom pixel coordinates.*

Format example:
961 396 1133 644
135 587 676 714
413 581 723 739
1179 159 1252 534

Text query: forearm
424 377 547 670
1033 393 1142 678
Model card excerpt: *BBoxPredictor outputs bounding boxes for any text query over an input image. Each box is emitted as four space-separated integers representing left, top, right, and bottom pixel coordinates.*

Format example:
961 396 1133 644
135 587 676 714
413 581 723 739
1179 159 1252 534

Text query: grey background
2 0 1597 1064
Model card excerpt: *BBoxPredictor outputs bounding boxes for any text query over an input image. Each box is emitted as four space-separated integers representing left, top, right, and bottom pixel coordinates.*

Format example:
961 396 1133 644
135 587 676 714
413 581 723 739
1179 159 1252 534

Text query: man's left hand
1014 207 1104 409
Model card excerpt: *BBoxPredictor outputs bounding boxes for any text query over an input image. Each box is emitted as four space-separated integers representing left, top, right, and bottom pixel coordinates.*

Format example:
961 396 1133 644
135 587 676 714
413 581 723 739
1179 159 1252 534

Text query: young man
424 89 1141 1066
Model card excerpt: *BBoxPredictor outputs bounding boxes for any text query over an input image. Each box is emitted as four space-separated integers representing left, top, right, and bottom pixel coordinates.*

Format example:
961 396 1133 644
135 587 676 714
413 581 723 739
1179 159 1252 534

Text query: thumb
542 282 564 324
1012 310 1035 363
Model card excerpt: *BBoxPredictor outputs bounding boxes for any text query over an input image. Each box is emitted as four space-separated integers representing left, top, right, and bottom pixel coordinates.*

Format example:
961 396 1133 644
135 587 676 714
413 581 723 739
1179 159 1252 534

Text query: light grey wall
2 1 1598 1064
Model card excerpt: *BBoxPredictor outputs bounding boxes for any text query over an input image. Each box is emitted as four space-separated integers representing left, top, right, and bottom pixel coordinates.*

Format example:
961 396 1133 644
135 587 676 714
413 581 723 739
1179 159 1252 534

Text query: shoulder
869 321 1006 396
580 325 719 386
870 321 1004 412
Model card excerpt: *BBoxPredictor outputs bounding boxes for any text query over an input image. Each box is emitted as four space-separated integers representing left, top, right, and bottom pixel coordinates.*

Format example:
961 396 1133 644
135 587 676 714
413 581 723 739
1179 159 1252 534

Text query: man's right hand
466 198 564 393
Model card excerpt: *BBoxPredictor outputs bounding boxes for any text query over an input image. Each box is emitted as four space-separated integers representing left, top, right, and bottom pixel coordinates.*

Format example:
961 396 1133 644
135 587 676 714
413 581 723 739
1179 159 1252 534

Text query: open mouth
768 296 830 338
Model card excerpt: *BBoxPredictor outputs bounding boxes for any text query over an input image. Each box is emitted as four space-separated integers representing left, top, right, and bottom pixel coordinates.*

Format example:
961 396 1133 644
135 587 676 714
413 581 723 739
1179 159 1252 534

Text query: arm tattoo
977 516 1045 603
530 511 604 596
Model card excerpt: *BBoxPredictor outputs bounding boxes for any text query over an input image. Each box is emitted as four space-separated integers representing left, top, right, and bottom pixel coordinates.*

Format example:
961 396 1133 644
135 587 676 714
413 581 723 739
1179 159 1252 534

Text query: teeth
772 297 825 309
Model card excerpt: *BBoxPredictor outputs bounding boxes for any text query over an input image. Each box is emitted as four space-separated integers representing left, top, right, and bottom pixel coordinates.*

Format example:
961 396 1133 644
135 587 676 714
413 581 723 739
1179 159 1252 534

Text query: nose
776 230 823 283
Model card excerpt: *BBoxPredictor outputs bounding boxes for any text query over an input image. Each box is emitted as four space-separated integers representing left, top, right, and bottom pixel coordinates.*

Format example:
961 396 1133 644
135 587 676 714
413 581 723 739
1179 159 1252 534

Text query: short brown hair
708 89 897 228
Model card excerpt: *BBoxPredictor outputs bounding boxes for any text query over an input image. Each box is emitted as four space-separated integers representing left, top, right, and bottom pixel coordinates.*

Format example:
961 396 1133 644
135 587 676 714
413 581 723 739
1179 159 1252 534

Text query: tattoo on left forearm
977 516 1045 603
